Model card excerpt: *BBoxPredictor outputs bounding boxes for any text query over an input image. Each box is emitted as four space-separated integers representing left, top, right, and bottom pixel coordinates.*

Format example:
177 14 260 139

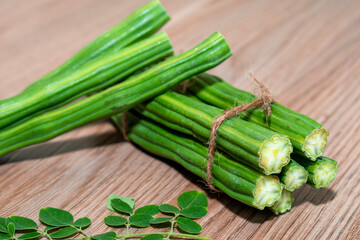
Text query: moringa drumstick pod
292 155 338 188
135 91 292 175
278 160 308 192
0 32 231 156
24 0 170 92
269 188 294 215
0 33 173 130
186 73 328 160
112 111 282 210
0 0 170 130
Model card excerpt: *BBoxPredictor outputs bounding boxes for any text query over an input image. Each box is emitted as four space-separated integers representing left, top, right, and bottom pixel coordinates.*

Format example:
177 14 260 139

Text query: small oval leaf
159 204 179 214
6 216 37 230
91 232 116 240
0 233 11 240
39 207 74 227
49 227 77 238
134 205 160 216
179 206 208 219
140 234 163 240
106 194 135 212
129 214 153 227
104 216 127 227
18 232 41 240
150 218 172 224
6 223 14 236
111 199 133 215
0 218 7 234
73 217 91 228
177 191 208 209
176 217 202 234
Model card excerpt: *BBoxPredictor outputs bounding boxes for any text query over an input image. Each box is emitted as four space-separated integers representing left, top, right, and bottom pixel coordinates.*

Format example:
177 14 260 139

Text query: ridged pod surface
135 91 292 175
187 73 328 160
113 112 282 210
0 33 173 129
0 32 231 156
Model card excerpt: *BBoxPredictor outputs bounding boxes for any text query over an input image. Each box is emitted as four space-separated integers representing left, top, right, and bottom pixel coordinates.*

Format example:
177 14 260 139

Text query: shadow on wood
0 131 121 164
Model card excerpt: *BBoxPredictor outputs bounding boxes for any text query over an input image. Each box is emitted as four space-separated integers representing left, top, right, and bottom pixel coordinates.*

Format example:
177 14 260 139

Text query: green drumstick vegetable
269 189 294 215
293 155 338 188
113 111 282 210
278 160 308 192
0 32 231 156
0 0 170 130
186 73 328 160
135 91 292 175
0 33 173 130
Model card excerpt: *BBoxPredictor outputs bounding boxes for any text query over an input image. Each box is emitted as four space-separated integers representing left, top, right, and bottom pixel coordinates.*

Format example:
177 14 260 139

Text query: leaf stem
76 227 91 239
37 228 53 240
165 213 179 240
116 232 211 240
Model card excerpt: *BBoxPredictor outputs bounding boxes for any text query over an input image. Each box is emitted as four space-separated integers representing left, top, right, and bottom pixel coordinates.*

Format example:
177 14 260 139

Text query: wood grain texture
0 0 359 239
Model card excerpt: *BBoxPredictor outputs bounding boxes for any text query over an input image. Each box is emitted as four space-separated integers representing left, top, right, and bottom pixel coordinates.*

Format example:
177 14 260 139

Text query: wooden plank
1 0 359 239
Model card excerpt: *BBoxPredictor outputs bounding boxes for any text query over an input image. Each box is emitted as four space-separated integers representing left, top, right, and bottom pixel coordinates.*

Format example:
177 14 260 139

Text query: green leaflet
176 217 202 234
179 206 208 219
134 205 160 216
91 232 117 240
140 234 164 240
0 234 11 240
6 216 37 230
0 218 7 233
150 218 172 224
49 227 77 239
39 207 74 227
177 191 208 209
159 204 179 214
104 216 127 227
129 214 153 228
111 199 133 215
73 217 91 228
106 194 135 212
18 232 41 240
6 223 14 237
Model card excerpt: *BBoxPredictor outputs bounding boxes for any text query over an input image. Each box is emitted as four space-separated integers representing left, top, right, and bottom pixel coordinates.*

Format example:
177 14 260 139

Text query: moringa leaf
6 223 14 236
111 199 133 215
91 232 116 240
0 218 7 233
129 214 153 227
18 232 41 240
179 206 208 219
6 216 37 230
0 233 11 240
106 194 135 212
150 217 172 224
104 216 127 227
49 227 77 238
176 217 202 234
140 234 163 240
159 204 179 214
73 217 91 228
39 207 73 227
177 191 208 209
134 205 160 216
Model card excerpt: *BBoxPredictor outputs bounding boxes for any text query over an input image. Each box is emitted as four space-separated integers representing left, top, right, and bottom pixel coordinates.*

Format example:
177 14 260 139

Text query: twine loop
206 73 274 191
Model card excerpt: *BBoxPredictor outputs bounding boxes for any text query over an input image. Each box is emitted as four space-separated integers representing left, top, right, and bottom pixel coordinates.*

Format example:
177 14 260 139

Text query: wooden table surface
1 0 360 239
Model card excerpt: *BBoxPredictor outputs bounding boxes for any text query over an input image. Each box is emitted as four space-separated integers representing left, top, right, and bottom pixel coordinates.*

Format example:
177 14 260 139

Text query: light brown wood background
0 0 359 239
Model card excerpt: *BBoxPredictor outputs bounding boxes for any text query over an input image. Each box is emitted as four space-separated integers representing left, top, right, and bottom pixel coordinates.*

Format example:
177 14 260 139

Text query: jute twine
121 73 274 192
206 73 274 191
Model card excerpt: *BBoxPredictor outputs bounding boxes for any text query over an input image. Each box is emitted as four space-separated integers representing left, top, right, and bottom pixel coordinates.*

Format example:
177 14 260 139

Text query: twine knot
206 73 274 191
